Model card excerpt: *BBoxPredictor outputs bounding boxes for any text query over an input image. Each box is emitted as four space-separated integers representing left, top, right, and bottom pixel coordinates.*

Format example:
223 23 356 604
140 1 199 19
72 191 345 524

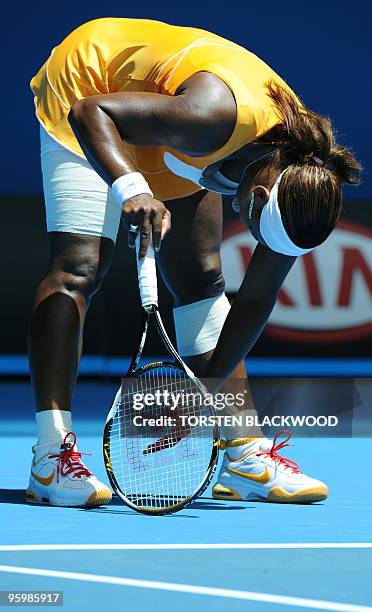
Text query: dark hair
262 81 362 248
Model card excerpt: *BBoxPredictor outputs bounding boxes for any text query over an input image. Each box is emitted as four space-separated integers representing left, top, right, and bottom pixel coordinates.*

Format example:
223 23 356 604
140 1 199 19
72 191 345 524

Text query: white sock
226 439 261 461
35 410 72 449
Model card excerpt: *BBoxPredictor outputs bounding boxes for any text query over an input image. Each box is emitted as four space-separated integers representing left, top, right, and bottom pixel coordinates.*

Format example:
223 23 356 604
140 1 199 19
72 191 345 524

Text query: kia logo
222 220 372 343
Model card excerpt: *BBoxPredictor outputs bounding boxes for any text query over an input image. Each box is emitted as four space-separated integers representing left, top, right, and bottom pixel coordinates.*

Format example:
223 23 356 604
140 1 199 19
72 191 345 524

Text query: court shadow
0 489 27 505
107 494 249 512
82 507 199 518
0 489 250 512
188 500 249 511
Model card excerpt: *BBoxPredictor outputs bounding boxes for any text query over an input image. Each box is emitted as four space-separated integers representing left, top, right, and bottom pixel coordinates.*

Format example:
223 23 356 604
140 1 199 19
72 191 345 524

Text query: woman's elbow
68 98 97 127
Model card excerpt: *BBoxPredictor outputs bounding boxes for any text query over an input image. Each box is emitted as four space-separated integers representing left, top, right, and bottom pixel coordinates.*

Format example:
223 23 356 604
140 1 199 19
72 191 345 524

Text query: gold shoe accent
85 488 112 507
226 466 271 484
267 485 328 504
212 484 242 501
31 470 55 486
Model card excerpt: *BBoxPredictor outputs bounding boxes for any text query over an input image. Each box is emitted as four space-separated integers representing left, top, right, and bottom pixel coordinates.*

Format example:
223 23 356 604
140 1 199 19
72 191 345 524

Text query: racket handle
136 235 158 307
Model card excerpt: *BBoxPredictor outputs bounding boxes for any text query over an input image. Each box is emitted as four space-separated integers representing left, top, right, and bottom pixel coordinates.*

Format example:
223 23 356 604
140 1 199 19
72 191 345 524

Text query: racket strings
108 365 215 510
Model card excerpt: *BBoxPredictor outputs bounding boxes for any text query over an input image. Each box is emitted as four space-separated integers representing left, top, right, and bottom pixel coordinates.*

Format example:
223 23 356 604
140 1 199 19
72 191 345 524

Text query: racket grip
136 236 158 307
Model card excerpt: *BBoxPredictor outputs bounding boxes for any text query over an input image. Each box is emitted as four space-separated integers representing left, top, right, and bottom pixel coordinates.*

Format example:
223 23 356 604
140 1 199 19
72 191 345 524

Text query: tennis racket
103 237 219 515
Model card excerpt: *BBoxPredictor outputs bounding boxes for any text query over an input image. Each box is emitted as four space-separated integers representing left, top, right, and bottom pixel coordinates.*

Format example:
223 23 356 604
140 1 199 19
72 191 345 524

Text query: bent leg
31 141 122 413
157 190 245 377
26 135 117 507
157 190 261 443
28 232 114 412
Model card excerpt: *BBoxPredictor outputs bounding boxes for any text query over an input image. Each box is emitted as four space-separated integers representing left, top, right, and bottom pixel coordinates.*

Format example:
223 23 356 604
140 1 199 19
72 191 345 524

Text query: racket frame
103 303 220 515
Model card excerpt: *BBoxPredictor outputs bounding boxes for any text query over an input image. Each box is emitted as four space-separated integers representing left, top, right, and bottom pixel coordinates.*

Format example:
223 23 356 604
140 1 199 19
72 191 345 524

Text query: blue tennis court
2 1 371 609
1 377 371 612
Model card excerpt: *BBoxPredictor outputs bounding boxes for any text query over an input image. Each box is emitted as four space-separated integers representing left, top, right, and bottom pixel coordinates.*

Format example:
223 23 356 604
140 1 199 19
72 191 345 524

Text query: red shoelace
49 432 92 479
257 430 300 474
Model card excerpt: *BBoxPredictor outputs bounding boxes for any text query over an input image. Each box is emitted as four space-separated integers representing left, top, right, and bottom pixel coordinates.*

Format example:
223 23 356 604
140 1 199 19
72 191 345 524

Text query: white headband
259 170 314 257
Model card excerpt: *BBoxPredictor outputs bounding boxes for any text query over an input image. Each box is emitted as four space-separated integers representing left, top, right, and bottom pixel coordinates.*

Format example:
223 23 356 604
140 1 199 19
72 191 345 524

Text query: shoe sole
267 485 328 503
212 484 328 504
25 487 112 508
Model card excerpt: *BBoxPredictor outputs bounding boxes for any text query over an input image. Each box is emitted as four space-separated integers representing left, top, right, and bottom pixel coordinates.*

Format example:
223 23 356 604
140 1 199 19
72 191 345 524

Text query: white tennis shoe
26 432 112 507
213 430 328 503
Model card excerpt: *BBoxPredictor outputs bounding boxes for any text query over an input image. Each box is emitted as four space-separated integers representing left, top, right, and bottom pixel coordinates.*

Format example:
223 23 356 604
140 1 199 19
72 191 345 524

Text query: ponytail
261 81 362 248
266 80 362 185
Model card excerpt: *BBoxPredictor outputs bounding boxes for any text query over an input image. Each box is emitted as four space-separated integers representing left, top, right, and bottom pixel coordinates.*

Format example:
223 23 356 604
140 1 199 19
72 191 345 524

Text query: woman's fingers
161 209 172 241
151 210 163 252
152 208 171 251
139 215 151 259
122 194 171 257
127 223 139 249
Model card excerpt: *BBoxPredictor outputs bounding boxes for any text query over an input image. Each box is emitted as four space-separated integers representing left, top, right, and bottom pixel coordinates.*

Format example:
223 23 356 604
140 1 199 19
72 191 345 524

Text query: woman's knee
54 260 104 298
170 251 225 306
158 190 225 306
190 251 225 301
42 233 114 299
40 259 102 300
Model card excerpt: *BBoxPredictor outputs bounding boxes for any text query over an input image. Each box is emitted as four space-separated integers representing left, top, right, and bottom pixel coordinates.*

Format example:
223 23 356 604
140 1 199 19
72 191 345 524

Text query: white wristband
111 172 153 207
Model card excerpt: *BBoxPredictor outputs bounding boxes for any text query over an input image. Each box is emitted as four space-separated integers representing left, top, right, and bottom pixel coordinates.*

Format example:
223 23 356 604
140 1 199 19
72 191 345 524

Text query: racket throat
153 309 194 378
128 309 151 374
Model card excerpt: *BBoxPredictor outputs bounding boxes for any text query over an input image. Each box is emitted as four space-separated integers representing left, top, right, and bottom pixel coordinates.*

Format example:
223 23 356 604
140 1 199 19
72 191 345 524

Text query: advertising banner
221 200 372 357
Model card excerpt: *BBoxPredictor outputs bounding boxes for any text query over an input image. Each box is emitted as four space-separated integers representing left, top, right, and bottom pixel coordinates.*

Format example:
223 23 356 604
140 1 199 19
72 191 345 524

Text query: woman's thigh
157 190 225 306
40 132 122 243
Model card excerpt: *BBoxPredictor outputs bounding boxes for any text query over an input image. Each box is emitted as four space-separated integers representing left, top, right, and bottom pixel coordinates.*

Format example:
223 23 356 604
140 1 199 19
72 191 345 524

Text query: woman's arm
68 72 235 182
204 244 296 387
68 72 236 255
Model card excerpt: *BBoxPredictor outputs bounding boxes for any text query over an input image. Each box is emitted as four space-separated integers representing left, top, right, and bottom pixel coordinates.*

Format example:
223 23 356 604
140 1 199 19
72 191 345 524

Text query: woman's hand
122 194 171 258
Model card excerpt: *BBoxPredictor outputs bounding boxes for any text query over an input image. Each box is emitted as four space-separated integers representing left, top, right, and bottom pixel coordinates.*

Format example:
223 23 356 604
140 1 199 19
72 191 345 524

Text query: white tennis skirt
40 127 123 243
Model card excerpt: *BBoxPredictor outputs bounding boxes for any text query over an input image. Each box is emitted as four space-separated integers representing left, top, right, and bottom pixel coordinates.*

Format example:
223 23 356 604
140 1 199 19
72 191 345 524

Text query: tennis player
27 18 361 507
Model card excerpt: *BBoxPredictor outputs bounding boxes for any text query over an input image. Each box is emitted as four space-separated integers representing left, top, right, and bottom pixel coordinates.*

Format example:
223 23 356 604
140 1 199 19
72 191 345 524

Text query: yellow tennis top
31 18 296 200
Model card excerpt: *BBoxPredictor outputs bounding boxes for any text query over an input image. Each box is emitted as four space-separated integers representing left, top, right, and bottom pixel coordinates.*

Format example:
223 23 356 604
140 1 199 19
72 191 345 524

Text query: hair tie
304 153 325 167
311 155 325 167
